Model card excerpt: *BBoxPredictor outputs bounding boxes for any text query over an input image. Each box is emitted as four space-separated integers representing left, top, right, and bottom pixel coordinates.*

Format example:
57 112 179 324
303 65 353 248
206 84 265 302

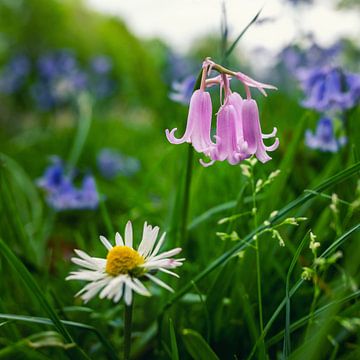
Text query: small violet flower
37 157 99 211
97 148 140 179
305 117 346 153
297 66 360 112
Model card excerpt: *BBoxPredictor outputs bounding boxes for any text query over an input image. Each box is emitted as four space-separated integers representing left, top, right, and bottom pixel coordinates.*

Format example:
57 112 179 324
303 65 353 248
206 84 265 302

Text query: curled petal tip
199 158 215 167
265 137 280 152
262 127 277 139
165 128 186 145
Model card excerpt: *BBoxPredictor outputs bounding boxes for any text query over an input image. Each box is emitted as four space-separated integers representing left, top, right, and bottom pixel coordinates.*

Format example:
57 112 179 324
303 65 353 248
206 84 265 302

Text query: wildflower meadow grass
0 0 359 359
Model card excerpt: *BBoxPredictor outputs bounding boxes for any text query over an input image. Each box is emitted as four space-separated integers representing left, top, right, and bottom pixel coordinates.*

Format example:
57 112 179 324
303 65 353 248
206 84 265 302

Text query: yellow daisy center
106 246 145 276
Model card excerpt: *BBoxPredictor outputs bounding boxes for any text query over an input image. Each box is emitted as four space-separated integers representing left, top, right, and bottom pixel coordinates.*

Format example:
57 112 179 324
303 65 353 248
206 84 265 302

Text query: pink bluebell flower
166 58 279 166
166 64 215 153
242 99 279 163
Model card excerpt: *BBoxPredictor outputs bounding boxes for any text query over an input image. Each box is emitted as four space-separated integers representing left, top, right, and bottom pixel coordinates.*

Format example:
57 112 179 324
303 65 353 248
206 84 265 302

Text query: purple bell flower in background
169 75 196 105
90 56 112 74
0 55 30 94
37 157 99 211
305 117 347 153
97 149 140 179
298 66 360 112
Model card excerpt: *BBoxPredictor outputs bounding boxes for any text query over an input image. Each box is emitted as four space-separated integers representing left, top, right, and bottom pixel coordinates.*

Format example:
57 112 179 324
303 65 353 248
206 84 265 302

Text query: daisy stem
124 302 133 360
251 166 265 358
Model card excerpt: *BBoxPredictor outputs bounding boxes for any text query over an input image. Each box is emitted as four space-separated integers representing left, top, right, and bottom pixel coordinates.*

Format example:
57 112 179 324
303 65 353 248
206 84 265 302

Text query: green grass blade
0 239 90 360
247 223 360 359
163 161 360 312
169 318 180 360
267 290 360 346
283 231 310 358
0 313 118 360
182 329 219 360
225 7 262 59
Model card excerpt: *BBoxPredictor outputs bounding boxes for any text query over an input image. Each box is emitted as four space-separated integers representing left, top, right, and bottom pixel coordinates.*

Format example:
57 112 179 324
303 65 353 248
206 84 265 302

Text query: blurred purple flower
0 55 30 94
305 117 346 152
90 56 112 74
169 75 196 104
298 66 360 112
32 51 88 109
37 157 99 211
97 149 140 179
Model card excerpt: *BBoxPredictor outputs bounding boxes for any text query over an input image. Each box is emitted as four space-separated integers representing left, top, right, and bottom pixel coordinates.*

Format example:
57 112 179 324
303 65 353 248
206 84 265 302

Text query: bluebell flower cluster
298 66 360 112
37 157 99 211
0 50 115 110
97 148 140 179
305 117 347 153
0 55 30 94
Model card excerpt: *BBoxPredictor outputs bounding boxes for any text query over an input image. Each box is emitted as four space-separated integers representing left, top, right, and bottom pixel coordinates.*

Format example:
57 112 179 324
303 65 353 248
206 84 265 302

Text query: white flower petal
100 235 113 251
100 276 125 299
159 268 180 278
124 283 133 305
113 282 124 302
149 248 182 262
125 221 133 248
145 273 174 293
148 232 166 258
115 232 124 246
125 277 151 297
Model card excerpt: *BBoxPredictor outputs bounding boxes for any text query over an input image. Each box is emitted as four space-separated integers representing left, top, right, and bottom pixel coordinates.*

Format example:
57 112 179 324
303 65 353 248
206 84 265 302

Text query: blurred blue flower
0 55 30 94
32 50 88 109
169 75 196 105
298 66 360 112
280 41 342 73
97 148 140 179
37 157 99 211
90 56 112 74
305 117 346 152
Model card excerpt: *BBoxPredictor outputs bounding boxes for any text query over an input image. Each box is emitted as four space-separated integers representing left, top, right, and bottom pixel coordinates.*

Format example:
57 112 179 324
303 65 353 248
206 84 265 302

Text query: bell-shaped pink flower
201 102 248 167
228 92 244 142
242 99 279 163
165 89 214 153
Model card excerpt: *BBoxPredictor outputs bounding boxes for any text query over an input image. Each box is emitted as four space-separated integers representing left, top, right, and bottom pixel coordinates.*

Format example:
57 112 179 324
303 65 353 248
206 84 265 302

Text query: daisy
66 221 184 305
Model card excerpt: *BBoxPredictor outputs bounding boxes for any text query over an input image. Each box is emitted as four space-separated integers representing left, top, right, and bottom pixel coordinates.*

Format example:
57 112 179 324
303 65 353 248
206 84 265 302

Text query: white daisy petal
125 221 133 247
125 277 151 297
124 283 133 305
159 268 180 278
100 235 113 251
145 273 174 293
149 248 182 262
100 276 124 299
148 232 166 259
115 232 124 246
113 282 125 302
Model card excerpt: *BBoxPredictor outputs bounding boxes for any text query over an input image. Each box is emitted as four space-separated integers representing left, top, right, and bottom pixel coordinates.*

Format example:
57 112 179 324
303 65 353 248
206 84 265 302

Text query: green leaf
225 7 263 59
163 161 360 313
182 329 219 360
0 313 118 360
0 239 90 360
169 318 179 360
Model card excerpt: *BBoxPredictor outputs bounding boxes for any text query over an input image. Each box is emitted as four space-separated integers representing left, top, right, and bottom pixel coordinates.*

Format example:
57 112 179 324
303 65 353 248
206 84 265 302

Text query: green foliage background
0 0 359 359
